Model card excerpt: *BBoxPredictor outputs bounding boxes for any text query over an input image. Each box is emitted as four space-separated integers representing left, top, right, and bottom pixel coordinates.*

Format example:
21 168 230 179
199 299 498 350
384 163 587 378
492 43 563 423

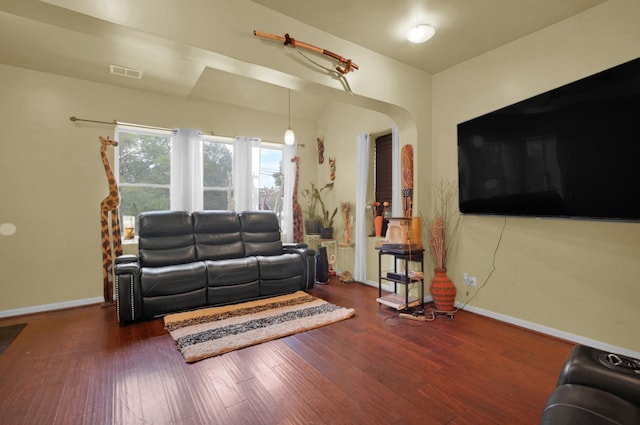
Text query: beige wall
430 0 640 353
316 101 393 243
0 0 434 315
0 64 398 313
0 64 322 311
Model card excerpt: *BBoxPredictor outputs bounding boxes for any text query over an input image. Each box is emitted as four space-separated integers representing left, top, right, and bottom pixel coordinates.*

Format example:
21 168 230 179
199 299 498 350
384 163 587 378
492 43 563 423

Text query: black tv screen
457 57 640 222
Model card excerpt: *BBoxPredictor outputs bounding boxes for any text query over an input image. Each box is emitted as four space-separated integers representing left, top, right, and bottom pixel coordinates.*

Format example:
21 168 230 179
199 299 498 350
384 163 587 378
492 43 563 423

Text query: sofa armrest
283 242 309 250
283 246 316 290
558 344 640 405
114 260 143 324
115 254 138 264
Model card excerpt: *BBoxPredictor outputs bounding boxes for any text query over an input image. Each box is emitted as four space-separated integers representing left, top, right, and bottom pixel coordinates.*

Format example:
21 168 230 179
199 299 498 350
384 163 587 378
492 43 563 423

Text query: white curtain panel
391 125 401 217
281 144 296 242
354 133 370 282
171 128 203 211
233 136 257 212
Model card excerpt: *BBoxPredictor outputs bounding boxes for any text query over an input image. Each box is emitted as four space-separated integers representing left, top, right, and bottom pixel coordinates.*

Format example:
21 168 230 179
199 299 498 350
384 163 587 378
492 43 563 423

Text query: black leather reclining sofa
540 344 640 424
115 210 315 324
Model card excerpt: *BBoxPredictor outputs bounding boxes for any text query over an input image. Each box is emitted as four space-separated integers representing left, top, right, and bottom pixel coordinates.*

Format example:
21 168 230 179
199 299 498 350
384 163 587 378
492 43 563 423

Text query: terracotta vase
430 268 457 311
374 215 384 237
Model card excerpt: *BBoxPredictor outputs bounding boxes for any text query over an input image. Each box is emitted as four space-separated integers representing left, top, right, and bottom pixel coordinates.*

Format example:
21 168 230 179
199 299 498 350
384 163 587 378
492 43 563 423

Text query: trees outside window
115 128 285 237
117 129 171 219
203 137 233 210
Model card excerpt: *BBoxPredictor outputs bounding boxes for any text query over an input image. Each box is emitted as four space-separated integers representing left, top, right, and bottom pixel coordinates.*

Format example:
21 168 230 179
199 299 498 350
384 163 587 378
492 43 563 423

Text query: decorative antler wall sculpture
254 31 359 94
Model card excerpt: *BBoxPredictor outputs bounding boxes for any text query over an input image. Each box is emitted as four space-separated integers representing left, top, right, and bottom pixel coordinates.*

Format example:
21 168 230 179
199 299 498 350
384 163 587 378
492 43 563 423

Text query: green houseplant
302 182 338 239
318 192 338 239
302 182 334 235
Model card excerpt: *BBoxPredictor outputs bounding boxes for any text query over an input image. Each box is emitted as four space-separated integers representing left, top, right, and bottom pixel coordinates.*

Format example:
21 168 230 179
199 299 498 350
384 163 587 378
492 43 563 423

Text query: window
202 136 234 210
375 133 393 204
116 128 172 218
257 143 284 215
115 127 287 237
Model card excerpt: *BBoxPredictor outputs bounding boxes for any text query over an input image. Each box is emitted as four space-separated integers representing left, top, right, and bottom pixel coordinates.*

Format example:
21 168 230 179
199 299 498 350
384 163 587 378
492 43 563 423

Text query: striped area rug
164 291 355 363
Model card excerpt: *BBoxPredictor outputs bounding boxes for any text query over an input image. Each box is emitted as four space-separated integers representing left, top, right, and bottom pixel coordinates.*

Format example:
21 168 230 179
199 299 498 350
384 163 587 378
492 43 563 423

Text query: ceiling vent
110 64 142 79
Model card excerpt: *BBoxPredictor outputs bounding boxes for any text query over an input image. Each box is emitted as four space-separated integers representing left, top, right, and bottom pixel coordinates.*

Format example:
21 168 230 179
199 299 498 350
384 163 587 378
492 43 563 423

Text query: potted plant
319 198 338 239
302 182 334 236
424 180 460 311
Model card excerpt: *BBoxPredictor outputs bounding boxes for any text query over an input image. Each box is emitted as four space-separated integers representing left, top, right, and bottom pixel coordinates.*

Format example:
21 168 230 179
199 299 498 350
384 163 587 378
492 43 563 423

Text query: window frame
115 126 290 240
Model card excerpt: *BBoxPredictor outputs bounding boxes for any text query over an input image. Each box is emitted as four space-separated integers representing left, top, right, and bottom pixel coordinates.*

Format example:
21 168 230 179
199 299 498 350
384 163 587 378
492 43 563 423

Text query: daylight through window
115 127 286 237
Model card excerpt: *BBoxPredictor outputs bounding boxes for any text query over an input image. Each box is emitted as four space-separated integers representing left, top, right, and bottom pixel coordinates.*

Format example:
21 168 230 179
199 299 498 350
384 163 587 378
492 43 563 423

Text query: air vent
110 64 142 79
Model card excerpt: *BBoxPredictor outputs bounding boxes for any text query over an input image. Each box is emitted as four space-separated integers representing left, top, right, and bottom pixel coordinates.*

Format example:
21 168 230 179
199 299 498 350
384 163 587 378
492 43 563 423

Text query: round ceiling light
406 24 435 44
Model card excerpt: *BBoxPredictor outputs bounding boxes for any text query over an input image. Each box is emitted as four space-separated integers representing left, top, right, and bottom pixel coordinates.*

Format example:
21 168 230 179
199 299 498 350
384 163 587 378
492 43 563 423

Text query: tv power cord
458 216 507 312
399 309 435 322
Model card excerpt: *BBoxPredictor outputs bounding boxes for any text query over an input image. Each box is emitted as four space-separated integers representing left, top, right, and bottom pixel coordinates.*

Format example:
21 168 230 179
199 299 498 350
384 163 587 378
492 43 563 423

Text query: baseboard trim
362 279 640 358
458 302 640 359
0 297 104 319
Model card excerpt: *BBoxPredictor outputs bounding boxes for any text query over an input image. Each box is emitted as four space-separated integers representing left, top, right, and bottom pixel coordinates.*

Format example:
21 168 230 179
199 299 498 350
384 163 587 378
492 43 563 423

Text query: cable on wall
458 216 508 311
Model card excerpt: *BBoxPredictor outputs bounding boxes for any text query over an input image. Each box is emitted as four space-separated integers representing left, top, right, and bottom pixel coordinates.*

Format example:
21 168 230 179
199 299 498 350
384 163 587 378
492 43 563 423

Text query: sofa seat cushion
206 257 259 286
140 262 207 297
540 384 640 425
257 254 304 296
257 253 304 279
205 258 260 304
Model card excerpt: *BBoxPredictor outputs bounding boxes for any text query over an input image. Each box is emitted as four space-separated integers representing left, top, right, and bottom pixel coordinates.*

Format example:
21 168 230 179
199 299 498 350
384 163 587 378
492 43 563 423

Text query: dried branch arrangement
425 180 460 270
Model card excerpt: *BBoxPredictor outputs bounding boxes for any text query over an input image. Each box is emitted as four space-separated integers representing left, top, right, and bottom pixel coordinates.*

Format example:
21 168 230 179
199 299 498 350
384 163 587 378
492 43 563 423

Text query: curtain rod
69 116 304 147
69 116 178 133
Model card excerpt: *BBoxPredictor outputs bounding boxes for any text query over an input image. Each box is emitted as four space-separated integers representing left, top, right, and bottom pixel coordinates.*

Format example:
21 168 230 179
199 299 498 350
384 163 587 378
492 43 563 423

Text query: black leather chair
540 344 640 424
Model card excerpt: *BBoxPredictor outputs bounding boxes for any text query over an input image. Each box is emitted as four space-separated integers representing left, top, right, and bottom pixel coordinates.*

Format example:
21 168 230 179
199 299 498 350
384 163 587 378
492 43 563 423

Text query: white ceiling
252 0 608 74
0 0 609 120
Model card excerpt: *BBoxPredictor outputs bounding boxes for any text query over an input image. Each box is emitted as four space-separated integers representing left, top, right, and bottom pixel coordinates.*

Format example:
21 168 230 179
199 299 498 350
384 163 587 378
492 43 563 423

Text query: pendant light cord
288 89 291 127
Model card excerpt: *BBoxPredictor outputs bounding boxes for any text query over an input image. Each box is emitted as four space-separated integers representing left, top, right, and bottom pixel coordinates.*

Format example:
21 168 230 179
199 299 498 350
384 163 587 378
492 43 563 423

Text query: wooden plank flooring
0 278 573 424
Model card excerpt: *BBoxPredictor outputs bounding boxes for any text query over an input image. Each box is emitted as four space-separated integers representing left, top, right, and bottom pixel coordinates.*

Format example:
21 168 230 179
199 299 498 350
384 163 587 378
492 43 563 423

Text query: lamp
406 23 435 44
284 89 295 146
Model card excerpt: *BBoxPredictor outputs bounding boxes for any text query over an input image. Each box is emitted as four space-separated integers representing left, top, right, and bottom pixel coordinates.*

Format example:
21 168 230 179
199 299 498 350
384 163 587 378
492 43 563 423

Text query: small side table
376 246 424 311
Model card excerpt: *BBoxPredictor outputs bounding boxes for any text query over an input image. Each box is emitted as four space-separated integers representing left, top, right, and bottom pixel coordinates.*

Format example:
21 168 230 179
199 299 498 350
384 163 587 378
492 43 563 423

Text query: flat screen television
457 57 640 222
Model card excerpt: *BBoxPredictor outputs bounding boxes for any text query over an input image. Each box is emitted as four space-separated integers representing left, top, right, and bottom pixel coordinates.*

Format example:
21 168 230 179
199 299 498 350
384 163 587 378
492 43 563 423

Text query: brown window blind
375 133 392 203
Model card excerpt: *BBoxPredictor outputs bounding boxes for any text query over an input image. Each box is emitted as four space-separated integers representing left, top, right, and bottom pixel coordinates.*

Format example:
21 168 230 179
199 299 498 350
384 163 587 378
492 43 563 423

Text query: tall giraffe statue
99 136 123 304
291 156 303 243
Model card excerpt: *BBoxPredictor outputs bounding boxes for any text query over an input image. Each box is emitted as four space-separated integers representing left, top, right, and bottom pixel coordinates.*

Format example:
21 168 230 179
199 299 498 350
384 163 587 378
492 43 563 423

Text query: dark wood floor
0 278 573 425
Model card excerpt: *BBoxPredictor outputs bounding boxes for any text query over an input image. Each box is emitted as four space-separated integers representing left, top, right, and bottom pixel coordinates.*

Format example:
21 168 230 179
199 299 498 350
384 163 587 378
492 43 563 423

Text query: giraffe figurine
99 136 123 304
291 156 303 243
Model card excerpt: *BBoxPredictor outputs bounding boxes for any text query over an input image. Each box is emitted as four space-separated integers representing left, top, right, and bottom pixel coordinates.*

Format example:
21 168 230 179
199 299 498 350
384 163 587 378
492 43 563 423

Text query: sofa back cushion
239 211 283 256
138 211 196 267
193 211 245 260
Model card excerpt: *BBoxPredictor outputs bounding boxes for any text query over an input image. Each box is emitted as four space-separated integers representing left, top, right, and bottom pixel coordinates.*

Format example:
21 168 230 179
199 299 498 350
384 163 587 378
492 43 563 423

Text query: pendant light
284 89 295 146
406 23 435 44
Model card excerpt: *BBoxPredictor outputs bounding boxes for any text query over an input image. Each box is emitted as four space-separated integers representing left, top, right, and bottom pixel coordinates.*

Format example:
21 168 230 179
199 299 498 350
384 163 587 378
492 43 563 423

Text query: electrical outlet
463 273 477 286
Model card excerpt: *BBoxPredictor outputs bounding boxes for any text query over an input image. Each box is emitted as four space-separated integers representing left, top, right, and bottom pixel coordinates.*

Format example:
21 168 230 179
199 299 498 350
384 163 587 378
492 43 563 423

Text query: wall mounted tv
457 57 640 222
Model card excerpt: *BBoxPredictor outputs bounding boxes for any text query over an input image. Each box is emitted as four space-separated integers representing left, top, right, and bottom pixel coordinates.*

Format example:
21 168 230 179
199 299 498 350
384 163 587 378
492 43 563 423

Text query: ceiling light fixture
406 23 435 44
284 89 295 146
